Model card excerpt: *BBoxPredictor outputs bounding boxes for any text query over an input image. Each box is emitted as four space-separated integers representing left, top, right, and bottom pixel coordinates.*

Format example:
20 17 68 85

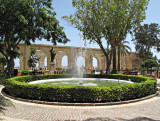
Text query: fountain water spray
75 32 88 84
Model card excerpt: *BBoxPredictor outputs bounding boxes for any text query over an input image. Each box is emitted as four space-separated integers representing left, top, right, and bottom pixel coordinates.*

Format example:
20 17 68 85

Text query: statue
50 47 56 62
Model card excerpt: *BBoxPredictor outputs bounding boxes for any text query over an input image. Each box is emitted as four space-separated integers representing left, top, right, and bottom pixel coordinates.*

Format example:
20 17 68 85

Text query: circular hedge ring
1 74 157 103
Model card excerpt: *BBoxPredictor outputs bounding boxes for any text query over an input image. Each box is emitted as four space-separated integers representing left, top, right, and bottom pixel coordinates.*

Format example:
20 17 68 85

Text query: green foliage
28 47 39 70
0 0 70 77
133 23 160 61
21 70 29 76
2 74 157 103
63 0 149 73
141 59 158 74
56 67 62 70
0 53 6 66
141 59 158 69
118 40 131 70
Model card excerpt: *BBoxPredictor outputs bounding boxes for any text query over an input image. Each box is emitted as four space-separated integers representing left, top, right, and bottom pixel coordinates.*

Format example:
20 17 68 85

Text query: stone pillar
101 55 106 71
69 48 76 69
49 62 55 73
68 55 71 69
20 56 24 70
56 58 60 67
23 45 31 70
47 56 50 70
97 58 100 71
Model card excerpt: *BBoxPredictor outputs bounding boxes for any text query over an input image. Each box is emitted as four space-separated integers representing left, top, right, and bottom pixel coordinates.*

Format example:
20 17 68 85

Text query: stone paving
0 80 160 121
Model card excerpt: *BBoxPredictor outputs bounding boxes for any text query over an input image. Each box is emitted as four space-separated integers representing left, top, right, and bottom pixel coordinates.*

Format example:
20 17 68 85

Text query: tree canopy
63 0 149 73
0 0 70 77
133 23 160 61
141 59 158 69
141 59 158 74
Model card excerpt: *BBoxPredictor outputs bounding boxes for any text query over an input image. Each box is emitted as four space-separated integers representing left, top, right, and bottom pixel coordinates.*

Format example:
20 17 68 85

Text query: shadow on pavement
84 117 160 121
85 117 116 121
118 117 160 121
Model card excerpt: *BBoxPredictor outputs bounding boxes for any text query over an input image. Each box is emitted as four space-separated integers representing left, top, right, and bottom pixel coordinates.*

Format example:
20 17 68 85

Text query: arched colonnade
18 43 106 71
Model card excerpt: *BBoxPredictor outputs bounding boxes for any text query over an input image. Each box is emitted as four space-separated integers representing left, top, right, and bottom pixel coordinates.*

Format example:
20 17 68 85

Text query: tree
0 0 70 77
133 23 160 61
28 47 39 71
117 41 131 71
63 0 149 73
102 0 149 73
0 53 5 66
141 59 158 75
0 53 6 73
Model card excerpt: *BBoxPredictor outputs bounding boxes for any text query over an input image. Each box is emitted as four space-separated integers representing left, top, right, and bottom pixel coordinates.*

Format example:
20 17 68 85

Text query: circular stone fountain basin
29 78 133 87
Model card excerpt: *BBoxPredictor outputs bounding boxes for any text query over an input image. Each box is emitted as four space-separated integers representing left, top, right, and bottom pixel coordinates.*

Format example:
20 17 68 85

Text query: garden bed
1 74 157 103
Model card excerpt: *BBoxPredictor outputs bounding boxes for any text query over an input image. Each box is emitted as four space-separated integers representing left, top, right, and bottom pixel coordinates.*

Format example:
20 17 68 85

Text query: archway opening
93 57 98 71
35 50 47 70
44 57 47 70
62 55 68 69
14 58 20 69
77 56 85 69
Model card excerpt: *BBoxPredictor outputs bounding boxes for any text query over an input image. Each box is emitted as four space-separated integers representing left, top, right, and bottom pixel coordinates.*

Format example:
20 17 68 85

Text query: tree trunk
118 47 120 71
112 45 117 74
7 57 14 77
96 39 111 73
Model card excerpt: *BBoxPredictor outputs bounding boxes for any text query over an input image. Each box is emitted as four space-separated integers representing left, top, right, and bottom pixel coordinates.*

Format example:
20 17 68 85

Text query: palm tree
118 41 131 71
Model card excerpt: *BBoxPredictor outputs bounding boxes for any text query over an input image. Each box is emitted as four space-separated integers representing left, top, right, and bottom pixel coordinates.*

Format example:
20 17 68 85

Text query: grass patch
40 80 127 87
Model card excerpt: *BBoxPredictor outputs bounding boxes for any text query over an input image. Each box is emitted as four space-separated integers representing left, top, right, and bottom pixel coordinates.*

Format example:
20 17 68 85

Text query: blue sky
34 0 160 53
15 0 160 67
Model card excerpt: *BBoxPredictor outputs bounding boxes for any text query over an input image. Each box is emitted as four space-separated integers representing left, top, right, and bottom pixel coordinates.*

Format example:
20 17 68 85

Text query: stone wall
0 43 142 72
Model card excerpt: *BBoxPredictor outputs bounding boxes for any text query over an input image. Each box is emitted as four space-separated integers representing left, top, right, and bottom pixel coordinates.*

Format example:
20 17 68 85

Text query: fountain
29 32 134 87
3 33 156 104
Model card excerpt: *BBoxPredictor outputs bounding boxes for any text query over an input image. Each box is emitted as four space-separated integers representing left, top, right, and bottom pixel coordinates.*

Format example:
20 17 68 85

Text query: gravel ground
0 79 160 121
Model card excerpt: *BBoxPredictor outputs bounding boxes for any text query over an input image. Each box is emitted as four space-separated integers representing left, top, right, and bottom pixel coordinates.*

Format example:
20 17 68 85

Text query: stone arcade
12 43 141 72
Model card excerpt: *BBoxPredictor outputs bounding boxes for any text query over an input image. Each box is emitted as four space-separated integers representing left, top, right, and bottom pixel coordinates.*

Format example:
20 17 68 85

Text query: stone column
68 55 71 69
69 48 76 69
89 54 93 70
23 45 31 70
20 56 24 70
47 56 50 70
101 55 106 70
56 58 60 67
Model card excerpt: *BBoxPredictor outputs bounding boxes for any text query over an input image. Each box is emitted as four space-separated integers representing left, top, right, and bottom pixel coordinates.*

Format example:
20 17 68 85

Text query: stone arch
15 49 24 70
74 50 86 70
61 55 68 69
93 57 98 70
31 45 51 70
56 51 69 68
35 50 47 70
93 54 101 70
16 43 141 71
76 56 85 69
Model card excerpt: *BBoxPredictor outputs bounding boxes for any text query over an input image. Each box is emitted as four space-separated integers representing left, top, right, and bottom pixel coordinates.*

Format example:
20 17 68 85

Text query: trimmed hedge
1 74 157 103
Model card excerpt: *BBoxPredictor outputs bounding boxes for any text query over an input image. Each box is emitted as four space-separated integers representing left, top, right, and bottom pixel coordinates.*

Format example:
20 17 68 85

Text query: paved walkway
0 80 160 121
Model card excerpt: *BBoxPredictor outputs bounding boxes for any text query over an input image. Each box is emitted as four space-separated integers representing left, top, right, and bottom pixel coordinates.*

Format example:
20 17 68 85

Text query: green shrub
2 74 157 103
21 69 29 75
56 67 62 70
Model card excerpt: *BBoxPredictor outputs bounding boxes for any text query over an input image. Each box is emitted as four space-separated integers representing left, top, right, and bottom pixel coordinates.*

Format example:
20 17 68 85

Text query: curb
1 88 159 106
